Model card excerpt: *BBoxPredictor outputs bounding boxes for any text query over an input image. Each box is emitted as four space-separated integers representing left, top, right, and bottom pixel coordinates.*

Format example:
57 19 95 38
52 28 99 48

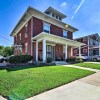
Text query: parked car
75 54 88 61
92 55 100 62
0 55 4 59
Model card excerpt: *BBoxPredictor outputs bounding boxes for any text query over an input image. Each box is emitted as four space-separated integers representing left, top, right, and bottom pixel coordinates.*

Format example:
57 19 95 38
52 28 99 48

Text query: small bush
47 57 52 63
66 57 76 63
8 55 33 64
75 58 83 63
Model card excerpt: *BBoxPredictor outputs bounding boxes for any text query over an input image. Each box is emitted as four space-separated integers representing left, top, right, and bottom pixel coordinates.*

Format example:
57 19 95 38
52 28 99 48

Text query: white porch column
79 46 81 58
42 39 46 63
36 41 38 62
65 44 68 59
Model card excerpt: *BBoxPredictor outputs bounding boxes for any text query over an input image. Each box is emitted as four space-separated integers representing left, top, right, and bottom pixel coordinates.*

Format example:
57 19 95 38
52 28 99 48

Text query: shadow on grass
6 65 44 72
6 64 55 72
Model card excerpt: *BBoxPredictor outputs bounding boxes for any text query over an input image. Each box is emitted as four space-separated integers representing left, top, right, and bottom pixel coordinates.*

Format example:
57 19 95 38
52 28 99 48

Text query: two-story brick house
73 33 100 59
10 6 84 62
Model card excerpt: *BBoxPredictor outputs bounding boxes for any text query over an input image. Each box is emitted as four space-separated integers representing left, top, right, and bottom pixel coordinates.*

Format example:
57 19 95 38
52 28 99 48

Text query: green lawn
74 62 100 70
0 66 94 99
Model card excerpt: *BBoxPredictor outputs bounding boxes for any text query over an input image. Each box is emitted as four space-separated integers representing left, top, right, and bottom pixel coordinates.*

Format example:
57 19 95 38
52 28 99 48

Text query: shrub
75 58 83 63
8 55 33 64
66 57 76 63
47 57 52 63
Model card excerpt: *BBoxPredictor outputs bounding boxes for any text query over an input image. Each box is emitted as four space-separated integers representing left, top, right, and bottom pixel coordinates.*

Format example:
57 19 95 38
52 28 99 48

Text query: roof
32 32 85 47
74 33 100 40
10 6 78 37
44 7 66 19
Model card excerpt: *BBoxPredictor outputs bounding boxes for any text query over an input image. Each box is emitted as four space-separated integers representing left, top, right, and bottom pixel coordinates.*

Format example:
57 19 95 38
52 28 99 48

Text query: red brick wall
33 17 43 36
50 24 63 37
14 16 74 59
68 46 72 58
55 44 64 59
14 18 32 55
76 38 88 45
67 31 73 39
73 46 88 56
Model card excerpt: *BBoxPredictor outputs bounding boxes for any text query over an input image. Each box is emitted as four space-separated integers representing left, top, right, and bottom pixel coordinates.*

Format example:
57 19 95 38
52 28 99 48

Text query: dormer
44 7 66 21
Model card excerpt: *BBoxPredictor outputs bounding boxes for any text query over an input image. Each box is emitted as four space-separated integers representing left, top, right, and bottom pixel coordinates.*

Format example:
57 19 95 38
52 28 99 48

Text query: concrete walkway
85 62 100 64
63 65 99 72
26 72 100 100
0 96 6 100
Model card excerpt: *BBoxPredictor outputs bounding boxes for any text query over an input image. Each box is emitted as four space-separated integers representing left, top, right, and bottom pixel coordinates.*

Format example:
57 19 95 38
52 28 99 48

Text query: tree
0 46 14 57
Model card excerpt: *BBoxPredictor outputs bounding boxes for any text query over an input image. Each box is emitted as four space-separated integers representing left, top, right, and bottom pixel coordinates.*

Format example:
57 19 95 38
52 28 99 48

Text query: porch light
65 24 68 28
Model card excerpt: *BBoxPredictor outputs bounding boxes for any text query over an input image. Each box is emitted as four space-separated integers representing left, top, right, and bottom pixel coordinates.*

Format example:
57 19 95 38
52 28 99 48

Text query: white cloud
71 0 85 19
60 2 67 7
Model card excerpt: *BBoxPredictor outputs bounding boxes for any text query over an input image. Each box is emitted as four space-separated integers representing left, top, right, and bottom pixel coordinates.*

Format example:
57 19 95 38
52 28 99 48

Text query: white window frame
83 49 87 53
25 43 28 54
25 23 28 38
19 33 21 40
63 30 68 38
43 22 50 33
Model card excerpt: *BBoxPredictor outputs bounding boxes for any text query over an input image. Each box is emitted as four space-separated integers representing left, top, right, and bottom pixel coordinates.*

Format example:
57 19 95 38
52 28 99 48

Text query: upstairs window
63 30 68 38
59 17 62 21
43 23 50 33
52 13 55 17
25 23 28 38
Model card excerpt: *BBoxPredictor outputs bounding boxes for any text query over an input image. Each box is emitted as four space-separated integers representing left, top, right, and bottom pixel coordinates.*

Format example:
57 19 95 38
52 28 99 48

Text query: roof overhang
44 7 66 19
10 6 78 37
32 32 85 47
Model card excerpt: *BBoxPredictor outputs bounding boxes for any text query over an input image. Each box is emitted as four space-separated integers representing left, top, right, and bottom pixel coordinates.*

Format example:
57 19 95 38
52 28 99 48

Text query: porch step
54 61 68 65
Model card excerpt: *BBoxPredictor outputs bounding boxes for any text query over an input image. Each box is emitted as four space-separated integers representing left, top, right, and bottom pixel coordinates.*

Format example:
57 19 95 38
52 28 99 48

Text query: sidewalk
26 72 100 100
0 96 6 100
63 65 99 72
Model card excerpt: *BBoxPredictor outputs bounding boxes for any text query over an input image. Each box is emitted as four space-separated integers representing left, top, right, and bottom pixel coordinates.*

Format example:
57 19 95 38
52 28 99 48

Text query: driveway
27 72 100 100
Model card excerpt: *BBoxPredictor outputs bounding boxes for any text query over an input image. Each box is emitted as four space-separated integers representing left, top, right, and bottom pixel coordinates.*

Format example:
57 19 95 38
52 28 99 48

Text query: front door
46 45 55 61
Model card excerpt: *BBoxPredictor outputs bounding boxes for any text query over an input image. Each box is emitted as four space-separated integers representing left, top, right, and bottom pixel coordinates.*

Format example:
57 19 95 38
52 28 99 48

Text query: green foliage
0 46 14 57
66 57 83 63
0 66 94 99
8 55 33 64
47 57 52 63
66 57 76 62
75 58 83 63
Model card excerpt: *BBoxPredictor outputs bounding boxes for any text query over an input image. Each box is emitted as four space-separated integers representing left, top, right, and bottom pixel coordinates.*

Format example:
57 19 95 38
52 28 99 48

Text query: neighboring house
73 33 100 58
10 6 84 62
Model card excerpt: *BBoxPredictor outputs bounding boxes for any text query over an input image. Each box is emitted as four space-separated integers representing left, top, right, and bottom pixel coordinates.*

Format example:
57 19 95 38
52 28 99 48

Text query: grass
0 66 94 99
74 62 100 70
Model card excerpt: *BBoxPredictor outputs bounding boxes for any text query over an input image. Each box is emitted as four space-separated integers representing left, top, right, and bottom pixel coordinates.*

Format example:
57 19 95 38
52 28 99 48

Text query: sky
0 0 100 46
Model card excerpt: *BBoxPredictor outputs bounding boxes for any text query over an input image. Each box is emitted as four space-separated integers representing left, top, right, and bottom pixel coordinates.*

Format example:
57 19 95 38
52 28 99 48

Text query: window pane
63 30 67 38
44 23 50 33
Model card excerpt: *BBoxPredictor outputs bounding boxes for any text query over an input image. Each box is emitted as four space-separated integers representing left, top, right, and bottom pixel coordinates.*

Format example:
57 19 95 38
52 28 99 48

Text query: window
74 49 77 53
52 13 55 17
83 38 86 41
25 43 28 54
19 33 21 40
56 16 58 19
63 30 68 38
25 23 28 38
59 17 61 21
43 23 50 33
83 49 87 53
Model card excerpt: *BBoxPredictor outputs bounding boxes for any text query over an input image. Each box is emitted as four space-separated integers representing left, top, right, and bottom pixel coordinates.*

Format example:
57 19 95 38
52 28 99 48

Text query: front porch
32 32 84 63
